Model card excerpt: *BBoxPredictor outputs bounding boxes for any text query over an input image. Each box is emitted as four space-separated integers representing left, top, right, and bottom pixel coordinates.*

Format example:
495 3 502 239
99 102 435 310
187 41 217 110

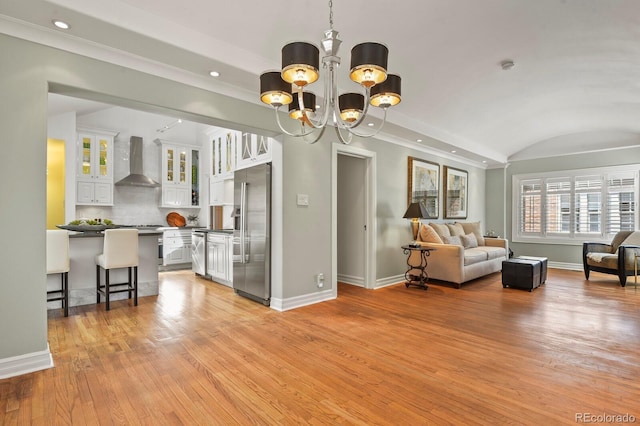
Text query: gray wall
487 147 640 265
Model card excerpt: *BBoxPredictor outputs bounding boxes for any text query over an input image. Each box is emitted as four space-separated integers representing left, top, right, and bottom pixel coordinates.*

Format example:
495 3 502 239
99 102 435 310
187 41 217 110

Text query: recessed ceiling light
209 71 220 77
482 160 487 163
451 150 457 153
52 20 70 30
368 123 375 127
416 139 423 142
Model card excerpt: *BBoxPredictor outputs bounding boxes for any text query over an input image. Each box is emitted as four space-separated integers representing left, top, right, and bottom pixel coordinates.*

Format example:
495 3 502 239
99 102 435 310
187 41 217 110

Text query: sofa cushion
459 221 485 246
419 224 443 244
446 223 466 237
442 235 462 246
461 233 478 249
429 222 451 238
586 253 619 269
464 248 489 266
474 246 506 260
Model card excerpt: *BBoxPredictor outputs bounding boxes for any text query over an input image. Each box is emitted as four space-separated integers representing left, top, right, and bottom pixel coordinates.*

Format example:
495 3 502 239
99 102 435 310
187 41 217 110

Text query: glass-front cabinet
157 139 200 208
209 129 238 180
236 132 272 170
76 128 117 205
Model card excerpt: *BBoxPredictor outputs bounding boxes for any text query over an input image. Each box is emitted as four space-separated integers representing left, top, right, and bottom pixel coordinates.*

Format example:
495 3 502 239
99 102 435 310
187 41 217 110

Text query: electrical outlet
316 273 324 288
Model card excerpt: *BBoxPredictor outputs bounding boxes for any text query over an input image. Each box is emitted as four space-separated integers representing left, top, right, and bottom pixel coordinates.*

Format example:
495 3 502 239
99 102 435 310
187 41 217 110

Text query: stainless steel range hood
115 136 160 187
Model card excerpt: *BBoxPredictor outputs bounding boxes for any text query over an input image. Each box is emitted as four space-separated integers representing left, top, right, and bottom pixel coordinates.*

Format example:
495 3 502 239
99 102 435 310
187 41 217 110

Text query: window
513 165 639 244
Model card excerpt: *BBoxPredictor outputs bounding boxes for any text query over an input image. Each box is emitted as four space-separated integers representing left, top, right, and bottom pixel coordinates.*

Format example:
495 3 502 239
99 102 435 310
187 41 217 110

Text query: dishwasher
191 230 207 277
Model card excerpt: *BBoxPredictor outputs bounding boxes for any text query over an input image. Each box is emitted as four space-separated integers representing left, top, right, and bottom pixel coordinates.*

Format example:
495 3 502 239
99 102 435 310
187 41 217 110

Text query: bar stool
95 229 139 311
46 230 70 317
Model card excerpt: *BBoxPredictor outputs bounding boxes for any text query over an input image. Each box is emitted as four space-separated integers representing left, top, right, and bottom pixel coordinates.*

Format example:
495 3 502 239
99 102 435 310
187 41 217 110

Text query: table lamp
403 202 428 244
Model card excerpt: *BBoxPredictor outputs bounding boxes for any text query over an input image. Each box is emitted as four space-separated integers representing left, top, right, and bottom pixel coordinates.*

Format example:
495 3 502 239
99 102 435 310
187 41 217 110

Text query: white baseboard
549 261 583 271
337 273 365 287
270 288 336 312
0 344 54 379
375 274 405 289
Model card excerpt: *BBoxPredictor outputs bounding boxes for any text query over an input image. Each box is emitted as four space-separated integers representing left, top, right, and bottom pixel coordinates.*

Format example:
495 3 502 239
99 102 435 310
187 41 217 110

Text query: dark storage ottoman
502 258 542 291
517 256 548 284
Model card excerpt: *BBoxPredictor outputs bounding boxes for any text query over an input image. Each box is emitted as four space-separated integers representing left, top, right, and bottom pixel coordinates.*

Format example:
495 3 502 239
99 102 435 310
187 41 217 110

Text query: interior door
337 154 366 285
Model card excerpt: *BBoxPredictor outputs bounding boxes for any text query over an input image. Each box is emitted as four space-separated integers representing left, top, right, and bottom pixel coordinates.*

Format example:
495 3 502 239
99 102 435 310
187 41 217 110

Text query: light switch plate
297 193 309 206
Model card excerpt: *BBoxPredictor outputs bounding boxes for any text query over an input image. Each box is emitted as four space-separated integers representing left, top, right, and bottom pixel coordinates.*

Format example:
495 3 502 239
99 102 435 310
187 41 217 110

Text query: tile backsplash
76 185 201 226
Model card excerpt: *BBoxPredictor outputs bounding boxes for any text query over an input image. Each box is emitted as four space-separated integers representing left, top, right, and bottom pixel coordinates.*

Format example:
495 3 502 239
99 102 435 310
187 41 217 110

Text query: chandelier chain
328 0 334 29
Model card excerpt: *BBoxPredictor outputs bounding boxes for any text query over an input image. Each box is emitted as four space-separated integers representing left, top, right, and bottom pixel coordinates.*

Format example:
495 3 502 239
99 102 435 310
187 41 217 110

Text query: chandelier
259 0 402 145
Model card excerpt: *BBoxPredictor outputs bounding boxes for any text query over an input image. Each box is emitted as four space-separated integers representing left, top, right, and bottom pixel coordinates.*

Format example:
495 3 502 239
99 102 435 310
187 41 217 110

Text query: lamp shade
338 93 364 122
289 91 316 120
282 42 320 87
403 202 428 219
260 72 293 106
349 42 388 88
370 74 402 108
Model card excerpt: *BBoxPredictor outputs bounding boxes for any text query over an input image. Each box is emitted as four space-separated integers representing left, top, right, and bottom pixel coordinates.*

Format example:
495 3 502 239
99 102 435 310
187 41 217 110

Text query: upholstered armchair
583 231 640 287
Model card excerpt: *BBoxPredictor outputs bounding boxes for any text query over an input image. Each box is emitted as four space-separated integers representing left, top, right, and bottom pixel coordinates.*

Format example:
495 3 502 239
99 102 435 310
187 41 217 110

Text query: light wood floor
2 269 640 425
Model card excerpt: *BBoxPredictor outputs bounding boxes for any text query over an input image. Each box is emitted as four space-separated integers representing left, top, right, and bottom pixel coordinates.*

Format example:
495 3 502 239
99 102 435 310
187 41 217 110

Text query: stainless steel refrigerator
233 163 271 305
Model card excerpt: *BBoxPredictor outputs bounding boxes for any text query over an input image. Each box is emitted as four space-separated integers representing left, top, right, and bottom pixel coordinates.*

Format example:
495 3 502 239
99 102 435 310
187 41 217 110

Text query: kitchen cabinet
157 140 200 208
163 229 192 266
206 232 232 286
209 177 234 206
77 181 112 205
76 128 116 205
236 132 272 170
209 128 238 179
209 178 225 205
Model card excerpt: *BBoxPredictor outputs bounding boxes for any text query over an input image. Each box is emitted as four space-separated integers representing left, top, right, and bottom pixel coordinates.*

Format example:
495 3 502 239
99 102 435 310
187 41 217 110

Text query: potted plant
187 214 199 226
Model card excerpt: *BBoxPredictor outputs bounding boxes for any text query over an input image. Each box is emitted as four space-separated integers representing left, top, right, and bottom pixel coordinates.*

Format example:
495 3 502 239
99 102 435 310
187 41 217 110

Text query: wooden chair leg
96 265 101 304
63 272 69 317
105 269 110 311
134 266 138 306
128 267 133 300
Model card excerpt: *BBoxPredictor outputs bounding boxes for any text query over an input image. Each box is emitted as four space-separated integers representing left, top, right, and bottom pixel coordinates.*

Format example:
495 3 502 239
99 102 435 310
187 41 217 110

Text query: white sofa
409 222 508 288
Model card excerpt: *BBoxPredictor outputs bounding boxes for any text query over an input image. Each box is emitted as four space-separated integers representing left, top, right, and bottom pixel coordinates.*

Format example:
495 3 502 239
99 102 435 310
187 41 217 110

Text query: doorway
332 144 376 296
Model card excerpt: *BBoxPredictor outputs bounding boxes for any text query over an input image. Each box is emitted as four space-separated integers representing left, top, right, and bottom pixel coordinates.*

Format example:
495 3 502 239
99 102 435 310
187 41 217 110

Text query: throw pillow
446 222 465 237
429 222 451 238
460 221 485 246
620 232 640 248
461 233 478 249
442 235 462 246
419 224 443 244
612 231 634 252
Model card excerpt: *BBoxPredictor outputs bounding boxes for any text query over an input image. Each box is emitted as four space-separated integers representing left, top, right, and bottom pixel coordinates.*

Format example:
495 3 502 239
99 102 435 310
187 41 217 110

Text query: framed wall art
443 166 468 219
407 156 439 219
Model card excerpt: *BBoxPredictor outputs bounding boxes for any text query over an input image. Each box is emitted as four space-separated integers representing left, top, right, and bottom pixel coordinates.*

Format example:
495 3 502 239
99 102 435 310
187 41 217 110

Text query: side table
401 245 436 290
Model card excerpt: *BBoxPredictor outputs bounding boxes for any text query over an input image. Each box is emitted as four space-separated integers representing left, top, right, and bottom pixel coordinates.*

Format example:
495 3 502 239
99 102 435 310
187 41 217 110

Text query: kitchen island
46 230 161 310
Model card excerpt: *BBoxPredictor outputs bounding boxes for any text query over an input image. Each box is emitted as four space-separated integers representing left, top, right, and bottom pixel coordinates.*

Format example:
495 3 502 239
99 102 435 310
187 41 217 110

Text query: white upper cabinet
236 133 272 170
209 128 238 180
76 128 117 205
157 140 200 208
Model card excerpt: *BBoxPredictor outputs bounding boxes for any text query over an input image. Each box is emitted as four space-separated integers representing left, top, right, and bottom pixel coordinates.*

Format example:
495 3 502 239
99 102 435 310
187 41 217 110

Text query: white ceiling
3 0 640 167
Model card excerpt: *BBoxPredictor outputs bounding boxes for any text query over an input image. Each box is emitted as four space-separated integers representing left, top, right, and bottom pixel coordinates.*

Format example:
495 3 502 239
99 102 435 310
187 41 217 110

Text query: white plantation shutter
606 173 636 233
513 166 639 243
545 178 571 234
519 179 541 234
574 175 602 234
